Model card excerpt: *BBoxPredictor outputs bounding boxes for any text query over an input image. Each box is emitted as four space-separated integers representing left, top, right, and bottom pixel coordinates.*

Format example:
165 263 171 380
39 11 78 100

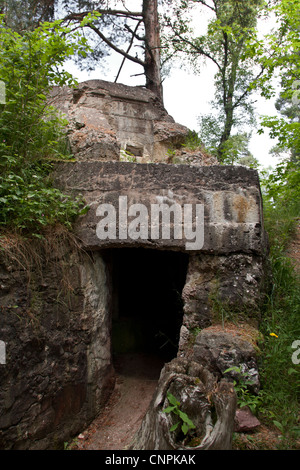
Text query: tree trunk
143 0 163 104
217 98 234 162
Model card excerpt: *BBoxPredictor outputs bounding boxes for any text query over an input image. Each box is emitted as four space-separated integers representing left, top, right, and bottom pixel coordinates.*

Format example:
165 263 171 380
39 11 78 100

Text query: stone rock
0 238 114 450
54 160 269 350
181 253 267 339
50 79 220 166
0 80 270 450
234 407 261 433
193 327 260 393
171 149 219 167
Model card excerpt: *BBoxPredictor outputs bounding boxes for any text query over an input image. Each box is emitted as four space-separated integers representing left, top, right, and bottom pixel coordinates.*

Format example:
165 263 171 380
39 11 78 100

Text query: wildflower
270 332 278 338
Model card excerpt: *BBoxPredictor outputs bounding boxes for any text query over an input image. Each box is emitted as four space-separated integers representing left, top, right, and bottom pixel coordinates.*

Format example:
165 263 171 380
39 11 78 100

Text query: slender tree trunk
143 0 163 103
217 105 234 161
61 1 164 103
217 60 237 162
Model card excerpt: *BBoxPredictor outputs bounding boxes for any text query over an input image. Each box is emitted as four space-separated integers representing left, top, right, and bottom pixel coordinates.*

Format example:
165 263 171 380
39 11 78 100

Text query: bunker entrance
110 248 189 363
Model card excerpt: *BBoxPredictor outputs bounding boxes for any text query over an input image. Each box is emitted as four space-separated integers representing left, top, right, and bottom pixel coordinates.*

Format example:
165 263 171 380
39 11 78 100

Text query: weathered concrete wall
0 160 268 449
54 160 268 352
54 161 267 255
50 80 189 163
0 236 114 449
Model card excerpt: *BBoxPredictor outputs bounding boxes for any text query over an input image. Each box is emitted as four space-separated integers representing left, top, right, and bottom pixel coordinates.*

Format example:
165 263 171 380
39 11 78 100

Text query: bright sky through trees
62 1 282 168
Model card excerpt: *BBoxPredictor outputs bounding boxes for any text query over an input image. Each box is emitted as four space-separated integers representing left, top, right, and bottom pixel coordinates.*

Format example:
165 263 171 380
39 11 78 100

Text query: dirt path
74 353 165 450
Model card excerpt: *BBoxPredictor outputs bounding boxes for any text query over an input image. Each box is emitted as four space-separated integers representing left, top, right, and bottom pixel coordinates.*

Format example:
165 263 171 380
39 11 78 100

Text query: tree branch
63 9 143 22
172 32 222 71
115 20 143 82
195 0 216 13
222 30 229 106
233 65 266 109
125 23 145 42
87 23 145 67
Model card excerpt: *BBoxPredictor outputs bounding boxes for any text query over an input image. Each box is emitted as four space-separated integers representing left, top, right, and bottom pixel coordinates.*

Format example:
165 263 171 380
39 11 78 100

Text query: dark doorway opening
110 248 189 362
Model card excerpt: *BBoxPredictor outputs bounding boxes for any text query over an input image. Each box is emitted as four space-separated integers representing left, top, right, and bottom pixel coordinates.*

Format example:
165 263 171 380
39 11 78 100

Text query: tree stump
130 358 237 450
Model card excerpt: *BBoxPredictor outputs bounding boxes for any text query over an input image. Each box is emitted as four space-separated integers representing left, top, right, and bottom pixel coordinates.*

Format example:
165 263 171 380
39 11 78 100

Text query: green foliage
199 122 259 167
259 117 300 159
260 160 300 218
264 0 299 85
163 0 265 162
256 77 300 440
253 0 300 159
224 366 262 414
258 248 300 438
222 191 300 443
120 149 137 163
253 183 300 441
0 0 55 31
0 16 92 233
163 392 196 436
183 129 203 151
256 99 300 440
0 161 85 231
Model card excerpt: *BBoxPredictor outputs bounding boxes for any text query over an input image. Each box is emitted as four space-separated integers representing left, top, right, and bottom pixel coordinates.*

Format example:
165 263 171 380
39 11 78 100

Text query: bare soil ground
73 353 165 450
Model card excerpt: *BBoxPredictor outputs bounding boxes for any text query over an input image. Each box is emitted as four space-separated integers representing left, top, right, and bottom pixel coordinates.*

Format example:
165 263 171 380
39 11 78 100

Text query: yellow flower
270 332 278 338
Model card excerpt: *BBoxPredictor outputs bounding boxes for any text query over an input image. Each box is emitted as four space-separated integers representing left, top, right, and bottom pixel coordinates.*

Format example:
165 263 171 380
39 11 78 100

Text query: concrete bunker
0 160 269 450
0 80 270 449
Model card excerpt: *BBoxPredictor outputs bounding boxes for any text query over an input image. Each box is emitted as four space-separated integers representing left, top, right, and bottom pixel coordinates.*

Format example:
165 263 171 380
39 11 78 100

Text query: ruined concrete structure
50 79 189 163
0 81 268 450
50 79 217 166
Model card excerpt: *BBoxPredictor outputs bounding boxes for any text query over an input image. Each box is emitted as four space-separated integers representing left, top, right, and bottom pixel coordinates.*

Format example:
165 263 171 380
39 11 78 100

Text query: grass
251 200 300 448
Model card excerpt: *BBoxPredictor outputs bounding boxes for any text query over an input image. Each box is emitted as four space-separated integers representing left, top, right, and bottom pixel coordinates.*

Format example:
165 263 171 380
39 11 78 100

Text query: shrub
256 170 300 443
0 16 93 234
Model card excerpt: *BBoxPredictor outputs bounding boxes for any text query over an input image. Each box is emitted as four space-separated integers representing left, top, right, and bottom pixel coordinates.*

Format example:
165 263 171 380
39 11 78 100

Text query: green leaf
170 422 180 432
166 392 180 407
178 410 196 429
181 422 190 435
0 15 86 233
79 206 90 215
224 366 241 374
162 405 176 414
273 420 284 432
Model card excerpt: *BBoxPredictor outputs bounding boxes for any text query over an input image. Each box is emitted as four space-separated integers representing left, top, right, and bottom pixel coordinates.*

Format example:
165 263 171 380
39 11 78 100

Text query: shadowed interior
110 248 189 361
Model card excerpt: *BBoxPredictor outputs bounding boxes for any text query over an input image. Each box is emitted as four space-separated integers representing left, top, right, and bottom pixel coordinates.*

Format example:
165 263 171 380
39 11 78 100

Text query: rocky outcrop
0 233 114 449
50 80 189 163
234 407 261 433
54 160 269 329
168 148 219 166
193 326 261 393
54 159 267 451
